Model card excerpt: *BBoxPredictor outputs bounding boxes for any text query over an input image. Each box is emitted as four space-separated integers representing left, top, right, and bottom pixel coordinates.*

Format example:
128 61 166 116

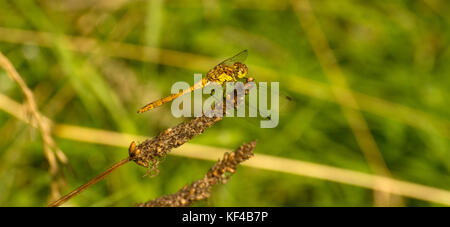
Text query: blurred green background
0 0 449 207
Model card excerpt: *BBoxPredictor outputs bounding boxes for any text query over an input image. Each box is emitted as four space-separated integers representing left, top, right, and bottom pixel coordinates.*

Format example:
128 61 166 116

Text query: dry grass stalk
0 51 69 200
129 115 223 176
137 141 256 207
48 108 224 207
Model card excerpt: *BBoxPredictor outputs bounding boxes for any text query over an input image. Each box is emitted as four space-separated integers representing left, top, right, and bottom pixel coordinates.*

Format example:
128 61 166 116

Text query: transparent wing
219 50 248 66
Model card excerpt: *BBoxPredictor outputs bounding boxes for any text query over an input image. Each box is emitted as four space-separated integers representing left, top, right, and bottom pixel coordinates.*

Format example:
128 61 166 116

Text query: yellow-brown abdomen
137 78 208 113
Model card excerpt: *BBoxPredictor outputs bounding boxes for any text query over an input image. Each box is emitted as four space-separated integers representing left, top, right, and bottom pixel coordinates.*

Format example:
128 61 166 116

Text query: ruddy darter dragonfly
137 50 250 114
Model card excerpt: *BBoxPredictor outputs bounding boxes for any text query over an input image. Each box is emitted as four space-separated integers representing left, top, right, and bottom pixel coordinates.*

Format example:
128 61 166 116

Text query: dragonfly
137 50 250 114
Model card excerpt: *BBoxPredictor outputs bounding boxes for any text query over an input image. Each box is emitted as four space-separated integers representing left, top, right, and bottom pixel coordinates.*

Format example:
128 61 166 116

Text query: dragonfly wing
219 50 248 66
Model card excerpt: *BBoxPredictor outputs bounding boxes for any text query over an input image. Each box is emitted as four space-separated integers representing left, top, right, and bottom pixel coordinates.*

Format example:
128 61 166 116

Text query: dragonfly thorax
206 62 248 83
234 62 248 79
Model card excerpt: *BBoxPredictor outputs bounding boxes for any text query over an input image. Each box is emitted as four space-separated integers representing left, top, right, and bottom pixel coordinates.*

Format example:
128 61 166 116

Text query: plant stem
48 157 130 207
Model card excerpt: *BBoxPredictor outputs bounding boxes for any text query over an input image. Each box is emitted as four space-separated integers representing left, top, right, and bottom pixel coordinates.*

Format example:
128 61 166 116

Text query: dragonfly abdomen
137 78 208 114
137 93 182 113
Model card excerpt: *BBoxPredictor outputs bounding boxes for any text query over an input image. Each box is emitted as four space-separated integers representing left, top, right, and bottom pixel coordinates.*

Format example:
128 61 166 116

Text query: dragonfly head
233 62 248 79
